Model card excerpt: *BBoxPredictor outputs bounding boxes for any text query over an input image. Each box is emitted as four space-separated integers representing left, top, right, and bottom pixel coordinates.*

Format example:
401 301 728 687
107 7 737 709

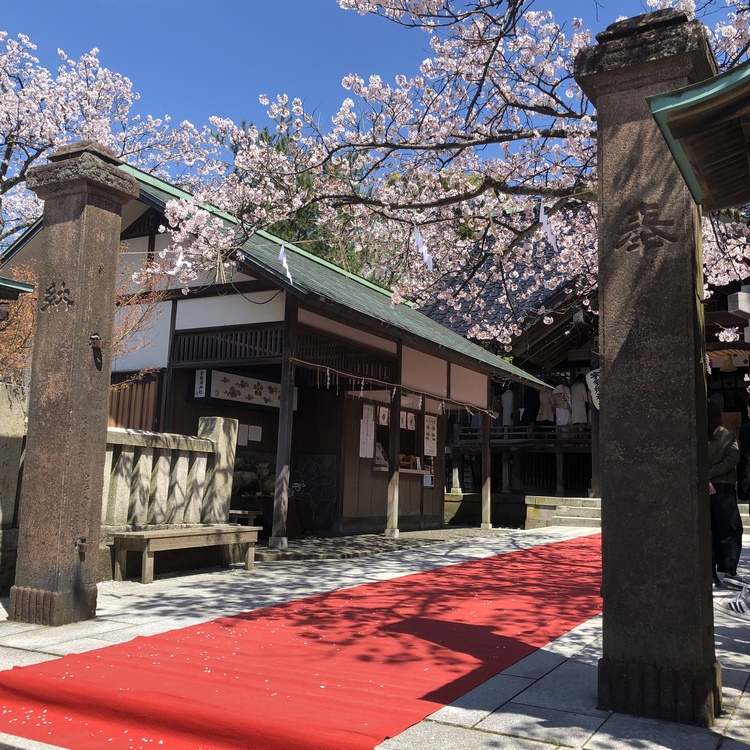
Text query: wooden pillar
501 451 512 493
385 383 401 537
159 299 178 431
385 344 402 538
269 295 297 550
419 397 426 529
450 448 462 492
481 410 492 529
511 449 523 492
555 448 565 497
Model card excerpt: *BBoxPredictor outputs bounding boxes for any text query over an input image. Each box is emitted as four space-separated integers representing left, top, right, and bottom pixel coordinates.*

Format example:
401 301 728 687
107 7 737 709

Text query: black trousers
710 482 743 577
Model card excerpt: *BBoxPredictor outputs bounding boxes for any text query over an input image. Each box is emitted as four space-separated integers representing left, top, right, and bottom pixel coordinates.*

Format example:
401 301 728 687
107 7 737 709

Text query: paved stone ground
254 526 516 561
0 526 747 750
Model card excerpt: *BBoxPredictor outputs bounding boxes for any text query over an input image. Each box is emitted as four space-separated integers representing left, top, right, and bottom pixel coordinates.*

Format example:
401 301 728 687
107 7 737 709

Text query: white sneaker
724 573 750 589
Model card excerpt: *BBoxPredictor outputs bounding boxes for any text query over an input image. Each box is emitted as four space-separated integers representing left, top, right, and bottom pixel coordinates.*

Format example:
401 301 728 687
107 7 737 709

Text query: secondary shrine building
2 164 544 539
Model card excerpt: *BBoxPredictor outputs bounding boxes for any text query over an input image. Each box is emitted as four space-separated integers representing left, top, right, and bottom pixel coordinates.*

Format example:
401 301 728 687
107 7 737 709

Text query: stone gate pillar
575 11 720 726
10 142 139 626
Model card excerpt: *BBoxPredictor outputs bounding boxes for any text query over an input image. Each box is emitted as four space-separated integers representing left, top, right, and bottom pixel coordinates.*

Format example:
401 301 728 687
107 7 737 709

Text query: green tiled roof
241 230 545 387
0 275 33 299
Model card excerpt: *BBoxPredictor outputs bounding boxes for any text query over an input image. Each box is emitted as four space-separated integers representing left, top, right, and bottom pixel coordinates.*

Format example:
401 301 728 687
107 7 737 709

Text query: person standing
737 396 750 505
536 384 555 425
708 400 746 588
552 378 572 428
570 374 589 429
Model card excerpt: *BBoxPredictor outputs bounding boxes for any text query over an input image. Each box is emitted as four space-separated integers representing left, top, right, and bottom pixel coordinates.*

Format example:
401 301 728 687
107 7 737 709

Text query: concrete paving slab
714 621 750 672
0 732 65 750
542 615 602 658
377 719 557 749
719 665 749 695
506 659 608 718
476 702 606 747
0 623 41 638
500 647 567 680
0 619 133 651
569 639 602 667
0 648 57 670
427 674 535 727
583 712 723 750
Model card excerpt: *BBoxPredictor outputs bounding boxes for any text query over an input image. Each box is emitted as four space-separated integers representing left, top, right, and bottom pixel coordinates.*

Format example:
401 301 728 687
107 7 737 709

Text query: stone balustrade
102 416 238 528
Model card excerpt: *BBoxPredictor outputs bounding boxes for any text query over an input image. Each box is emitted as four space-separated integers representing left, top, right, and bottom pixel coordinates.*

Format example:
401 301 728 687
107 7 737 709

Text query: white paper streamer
278 243 293 284
414 225 433 272
539 201 558 253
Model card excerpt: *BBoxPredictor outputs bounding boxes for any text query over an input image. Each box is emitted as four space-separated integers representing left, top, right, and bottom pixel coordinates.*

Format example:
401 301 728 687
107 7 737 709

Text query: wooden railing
450 424 592 446
172 325 284 366
102 416 238 527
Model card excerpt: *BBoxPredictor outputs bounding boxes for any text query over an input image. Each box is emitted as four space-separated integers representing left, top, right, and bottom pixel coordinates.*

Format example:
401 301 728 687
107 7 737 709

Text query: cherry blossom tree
163 0 750 348
0 32 221 384
0 32 218 251
0 263 36 385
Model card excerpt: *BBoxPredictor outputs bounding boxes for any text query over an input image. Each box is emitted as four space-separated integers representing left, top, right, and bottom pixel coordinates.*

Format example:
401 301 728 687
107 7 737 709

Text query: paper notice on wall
363 404 374 421
359 418 374 458
424 414 438 457
194 369 208 398
247 425 262 442
378 406 390 426
237 424 249 446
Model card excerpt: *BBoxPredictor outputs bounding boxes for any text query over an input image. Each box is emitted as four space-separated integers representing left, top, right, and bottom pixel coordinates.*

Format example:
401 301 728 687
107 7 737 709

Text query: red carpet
0 534 601 749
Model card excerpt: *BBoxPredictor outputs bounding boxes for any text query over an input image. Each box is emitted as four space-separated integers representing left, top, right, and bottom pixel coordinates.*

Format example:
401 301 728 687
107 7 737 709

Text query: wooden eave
650 57 750 211
0 276 33 300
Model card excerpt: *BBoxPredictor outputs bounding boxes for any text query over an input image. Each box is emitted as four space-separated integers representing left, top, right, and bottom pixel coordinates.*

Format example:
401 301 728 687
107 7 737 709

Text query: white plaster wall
402 347 448 397
175 291 285 330
298 309 397 354
450 364 488 409
112 300 171 372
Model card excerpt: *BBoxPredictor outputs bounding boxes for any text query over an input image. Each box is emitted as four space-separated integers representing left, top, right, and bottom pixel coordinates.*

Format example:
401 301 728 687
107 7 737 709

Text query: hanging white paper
424 414 438 457
359 418 374 458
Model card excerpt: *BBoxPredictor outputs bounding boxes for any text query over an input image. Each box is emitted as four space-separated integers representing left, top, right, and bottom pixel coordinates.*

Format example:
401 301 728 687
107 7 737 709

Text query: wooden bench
228 509 262 526
113 525 261 584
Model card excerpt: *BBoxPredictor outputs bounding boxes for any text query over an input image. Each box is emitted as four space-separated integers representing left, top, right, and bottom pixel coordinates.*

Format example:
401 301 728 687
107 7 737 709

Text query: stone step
551 516 602 528
525 496 601 509
554 506 602 519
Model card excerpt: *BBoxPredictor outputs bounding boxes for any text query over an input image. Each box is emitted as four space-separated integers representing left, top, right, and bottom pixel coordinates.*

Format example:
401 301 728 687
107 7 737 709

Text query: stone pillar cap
47 140 121 167
27 140 139 204
596 9 687 43
575 10 717 103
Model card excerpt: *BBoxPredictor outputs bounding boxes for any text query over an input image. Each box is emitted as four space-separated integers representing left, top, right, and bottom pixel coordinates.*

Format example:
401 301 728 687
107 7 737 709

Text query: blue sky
2 0 658 130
